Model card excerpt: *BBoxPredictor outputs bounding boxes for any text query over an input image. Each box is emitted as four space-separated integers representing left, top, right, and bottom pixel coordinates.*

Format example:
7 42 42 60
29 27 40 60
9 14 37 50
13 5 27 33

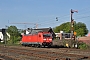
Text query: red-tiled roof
78 36 90 45
87 33 90 36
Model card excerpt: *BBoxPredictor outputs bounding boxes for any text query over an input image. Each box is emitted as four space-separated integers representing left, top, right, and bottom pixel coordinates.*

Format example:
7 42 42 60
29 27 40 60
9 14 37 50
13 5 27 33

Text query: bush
78 42 88 49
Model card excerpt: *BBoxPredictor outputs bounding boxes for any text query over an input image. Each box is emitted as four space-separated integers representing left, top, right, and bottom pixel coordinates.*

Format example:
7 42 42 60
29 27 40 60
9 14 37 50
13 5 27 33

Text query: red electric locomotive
21 28 55 47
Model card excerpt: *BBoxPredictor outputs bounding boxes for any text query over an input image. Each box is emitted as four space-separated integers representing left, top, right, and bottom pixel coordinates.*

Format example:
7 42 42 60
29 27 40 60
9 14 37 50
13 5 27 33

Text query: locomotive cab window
43 34 51 37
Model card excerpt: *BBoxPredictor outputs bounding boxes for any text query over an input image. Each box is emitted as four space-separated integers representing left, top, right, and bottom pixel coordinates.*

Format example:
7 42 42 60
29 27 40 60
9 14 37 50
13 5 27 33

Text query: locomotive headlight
43 39 46 40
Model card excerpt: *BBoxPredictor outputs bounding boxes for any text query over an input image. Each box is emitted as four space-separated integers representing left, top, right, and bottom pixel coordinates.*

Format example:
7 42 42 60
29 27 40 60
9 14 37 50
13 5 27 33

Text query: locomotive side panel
21 32 53 47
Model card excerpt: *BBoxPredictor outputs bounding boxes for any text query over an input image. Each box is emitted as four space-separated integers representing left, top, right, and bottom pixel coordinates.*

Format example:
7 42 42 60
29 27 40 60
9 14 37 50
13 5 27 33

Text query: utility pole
70 9 78 40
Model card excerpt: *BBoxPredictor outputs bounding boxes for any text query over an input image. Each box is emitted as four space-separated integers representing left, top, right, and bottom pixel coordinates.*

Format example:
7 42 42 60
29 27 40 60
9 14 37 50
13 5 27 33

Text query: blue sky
0 0 90 32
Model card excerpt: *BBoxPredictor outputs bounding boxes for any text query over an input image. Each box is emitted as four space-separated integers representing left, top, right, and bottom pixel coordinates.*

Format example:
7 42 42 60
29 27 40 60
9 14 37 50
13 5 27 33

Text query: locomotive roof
27 27 56 38
33 28 52 32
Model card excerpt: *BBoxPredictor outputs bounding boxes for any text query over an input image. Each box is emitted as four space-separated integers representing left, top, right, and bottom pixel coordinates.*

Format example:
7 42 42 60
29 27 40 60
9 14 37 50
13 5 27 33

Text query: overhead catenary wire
38 14 70 26
39 7 90 26
8 20 40 29
8 7 90 29
39 9 90 28
75 16 90 20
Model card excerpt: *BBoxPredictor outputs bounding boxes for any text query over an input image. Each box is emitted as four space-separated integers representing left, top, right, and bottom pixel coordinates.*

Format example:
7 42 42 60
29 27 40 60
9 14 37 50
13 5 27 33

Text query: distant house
78 33 90 46
0 29 3 42
0 29 10 42
55 32 73 40
87 33 90 37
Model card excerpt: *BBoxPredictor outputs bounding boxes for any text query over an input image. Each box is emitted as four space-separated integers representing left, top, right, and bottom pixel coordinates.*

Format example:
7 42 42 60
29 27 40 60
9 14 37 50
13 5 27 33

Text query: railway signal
70 9 78 40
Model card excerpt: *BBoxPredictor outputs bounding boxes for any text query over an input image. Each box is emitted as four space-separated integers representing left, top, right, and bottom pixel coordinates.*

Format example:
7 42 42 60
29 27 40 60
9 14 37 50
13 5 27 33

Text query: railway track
0 45 90 60
0 53 20 60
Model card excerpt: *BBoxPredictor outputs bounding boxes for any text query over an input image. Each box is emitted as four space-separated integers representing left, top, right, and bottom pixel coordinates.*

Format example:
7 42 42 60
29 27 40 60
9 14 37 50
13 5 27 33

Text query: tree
75 22 88 36
53 22 71 33
7 26 21 44
53 22 88 36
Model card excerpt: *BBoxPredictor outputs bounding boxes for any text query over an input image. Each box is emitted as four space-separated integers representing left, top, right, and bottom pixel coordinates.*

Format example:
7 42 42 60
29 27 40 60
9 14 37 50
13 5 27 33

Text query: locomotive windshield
43 34 51 37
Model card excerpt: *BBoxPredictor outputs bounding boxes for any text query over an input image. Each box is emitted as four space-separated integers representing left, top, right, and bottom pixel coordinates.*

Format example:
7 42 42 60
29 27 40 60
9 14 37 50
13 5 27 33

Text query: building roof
87 33 90 36
78 36 90 45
